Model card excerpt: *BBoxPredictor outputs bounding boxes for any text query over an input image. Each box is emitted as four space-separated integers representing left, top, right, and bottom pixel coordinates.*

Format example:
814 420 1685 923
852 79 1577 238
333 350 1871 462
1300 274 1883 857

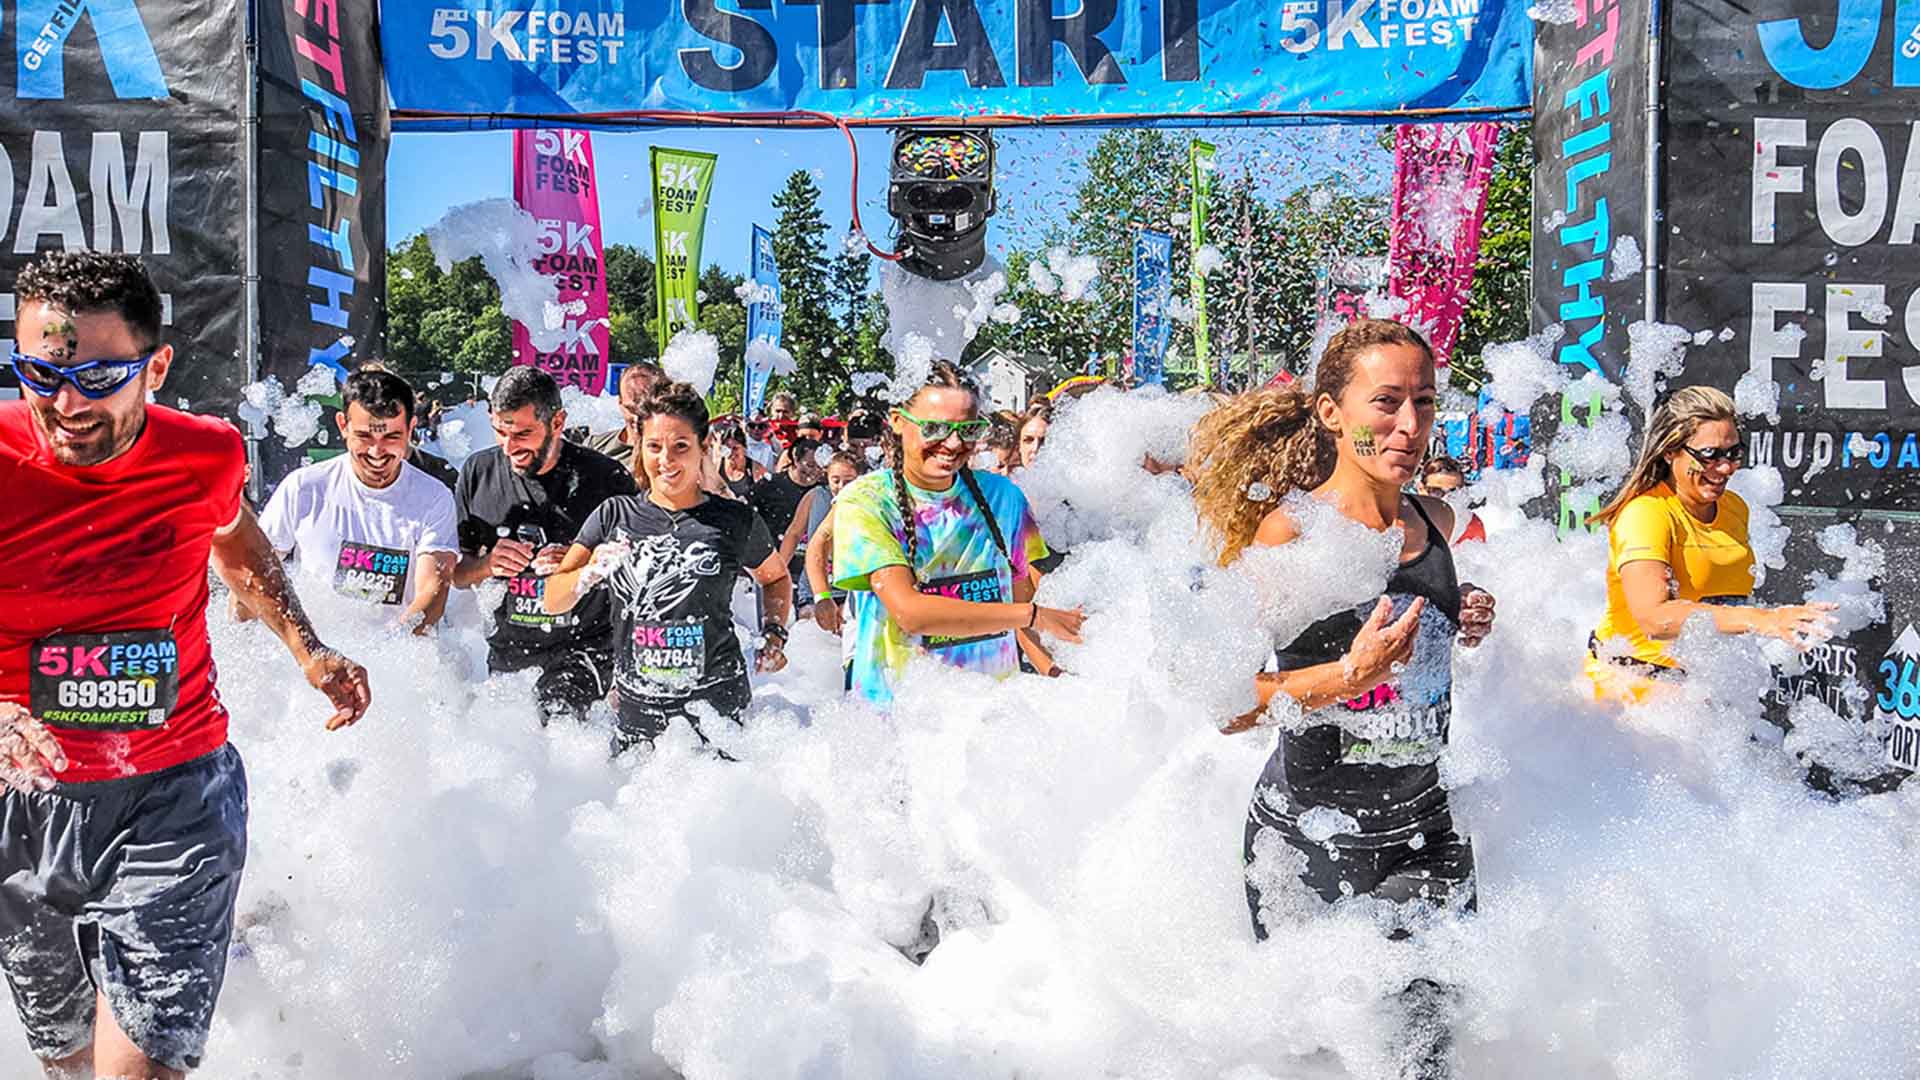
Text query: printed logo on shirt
334 542 411 605
918 570 1005 650
30 630 180 731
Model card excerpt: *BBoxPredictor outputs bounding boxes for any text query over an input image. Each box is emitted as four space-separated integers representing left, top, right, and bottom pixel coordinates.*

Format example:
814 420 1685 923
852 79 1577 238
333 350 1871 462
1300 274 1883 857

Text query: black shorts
0 744 249 1071
615 671 753 755
490 643 615 725
1244 811 1474 941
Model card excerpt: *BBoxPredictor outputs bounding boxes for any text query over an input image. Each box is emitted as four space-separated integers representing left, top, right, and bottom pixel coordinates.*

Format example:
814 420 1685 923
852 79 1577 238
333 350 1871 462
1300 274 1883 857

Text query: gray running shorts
0 743 248 1072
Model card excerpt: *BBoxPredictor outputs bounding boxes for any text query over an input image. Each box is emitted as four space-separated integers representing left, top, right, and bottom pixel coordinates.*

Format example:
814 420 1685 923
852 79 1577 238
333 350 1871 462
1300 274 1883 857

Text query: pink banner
1386 123 1500 369
512 128 610 394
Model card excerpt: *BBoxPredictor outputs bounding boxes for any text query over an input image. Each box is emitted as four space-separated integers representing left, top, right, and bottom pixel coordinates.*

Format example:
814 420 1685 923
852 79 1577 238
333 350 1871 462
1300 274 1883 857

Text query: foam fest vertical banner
651 146 716 349
257 0 387 389
1189 139 1214 386
1529 0 1649 536
1132 228 1174 386
1388 122 1500 369
743 224 782 418
512 128 609 393
0 0 244 411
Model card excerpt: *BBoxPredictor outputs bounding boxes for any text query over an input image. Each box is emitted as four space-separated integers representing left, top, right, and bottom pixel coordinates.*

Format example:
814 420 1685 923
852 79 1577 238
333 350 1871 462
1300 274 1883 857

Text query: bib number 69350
58 679 159 710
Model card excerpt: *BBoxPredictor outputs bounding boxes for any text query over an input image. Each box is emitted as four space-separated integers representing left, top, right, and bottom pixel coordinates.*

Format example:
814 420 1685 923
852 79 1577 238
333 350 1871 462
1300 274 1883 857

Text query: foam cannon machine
1534 0 1920 774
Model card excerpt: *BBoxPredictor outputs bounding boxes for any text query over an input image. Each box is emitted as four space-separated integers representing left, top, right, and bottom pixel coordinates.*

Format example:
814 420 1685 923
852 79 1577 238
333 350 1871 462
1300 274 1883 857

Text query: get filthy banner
379 0 1533 128
512 128 609 394
0 0 244 413
651 146 715 348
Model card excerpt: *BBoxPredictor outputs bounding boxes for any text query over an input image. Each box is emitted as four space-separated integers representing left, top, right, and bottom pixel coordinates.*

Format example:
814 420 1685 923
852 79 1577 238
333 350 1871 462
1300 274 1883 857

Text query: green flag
1189 139 1215 387
651 146 718 349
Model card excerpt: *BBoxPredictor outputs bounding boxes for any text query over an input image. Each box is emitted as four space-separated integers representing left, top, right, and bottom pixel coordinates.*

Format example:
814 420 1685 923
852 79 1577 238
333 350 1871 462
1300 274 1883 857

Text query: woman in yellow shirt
1587 386 1834 698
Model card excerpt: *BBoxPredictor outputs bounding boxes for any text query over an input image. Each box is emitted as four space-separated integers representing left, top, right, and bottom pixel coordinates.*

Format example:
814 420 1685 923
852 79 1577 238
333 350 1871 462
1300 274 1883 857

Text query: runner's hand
529 544 569 576
577 540 633 591
488 539 534 578
1458 585 1496 647
1343 597 1425 691
0 703 65 792
757 637 788 674
305 649 371 731
1756 602 1839 648
1031 605 1086 644
814 600 843 635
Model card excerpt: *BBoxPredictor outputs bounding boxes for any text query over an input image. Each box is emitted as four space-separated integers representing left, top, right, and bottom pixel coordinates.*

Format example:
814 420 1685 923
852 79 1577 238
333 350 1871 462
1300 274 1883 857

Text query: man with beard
453 366 635 724
0 250 370 1078
246 370 460 633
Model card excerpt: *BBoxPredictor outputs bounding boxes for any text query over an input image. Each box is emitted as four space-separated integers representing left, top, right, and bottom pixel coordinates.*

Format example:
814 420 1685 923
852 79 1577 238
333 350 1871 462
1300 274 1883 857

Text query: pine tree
769 171 836 411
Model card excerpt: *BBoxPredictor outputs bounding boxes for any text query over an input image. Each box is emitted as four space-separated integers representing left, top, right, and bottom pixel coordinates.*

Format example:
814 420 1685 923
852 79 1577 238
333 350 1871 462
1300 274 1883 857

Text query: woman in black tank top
1189 320 1497 1078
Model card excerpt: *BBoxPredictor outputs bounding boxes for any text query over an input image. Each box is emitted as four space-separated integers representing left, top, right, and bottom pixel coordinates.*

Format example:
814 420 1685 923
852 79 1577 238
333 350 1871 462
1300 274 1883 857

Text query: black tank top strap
1405 494 1444 547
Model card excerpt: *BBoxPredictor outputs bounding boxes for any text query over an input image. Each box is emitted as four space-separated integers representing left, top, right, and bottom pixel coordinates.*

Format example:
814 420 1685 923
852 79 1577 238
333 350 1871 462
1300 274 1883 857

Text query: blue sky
385 124 1399 277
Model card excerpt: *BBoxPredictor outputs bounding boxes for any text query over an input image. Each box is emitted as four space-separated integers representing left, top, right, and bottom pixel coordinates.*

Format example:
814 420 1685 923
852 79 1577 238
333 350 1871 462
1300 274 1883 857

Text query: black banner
1666 0 1920 511
255 0 386 478
1530 0 1652 535
0 0 244 413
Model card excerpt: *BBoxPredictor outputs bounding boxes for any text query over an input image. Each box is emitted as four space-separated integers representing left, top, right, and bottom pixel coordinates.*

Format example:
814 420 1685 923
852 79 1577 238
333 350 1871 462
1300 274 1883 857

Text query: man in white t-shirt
249 370 460 632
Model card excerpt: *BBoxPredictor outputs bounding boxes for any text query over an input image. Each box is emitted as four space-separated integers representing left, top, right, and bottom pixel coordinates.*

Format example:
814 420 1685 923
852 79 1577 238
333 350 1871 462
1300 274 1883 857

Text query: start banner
380 0 1533 128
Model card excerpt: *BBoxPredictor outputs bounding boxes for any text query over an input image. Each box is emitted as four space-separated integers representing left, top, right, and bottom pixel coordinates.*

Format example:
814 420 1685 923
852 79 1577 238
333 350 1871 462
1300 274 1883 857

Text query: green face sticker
1352 424 1378 457
42 312 79 364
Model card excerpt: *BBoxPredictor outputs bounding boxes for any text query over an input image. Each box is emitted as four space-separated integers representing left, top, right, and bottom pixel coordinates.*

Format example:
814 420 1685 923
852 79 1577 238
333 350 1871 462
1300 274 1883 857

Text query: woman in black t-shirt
546 383 793 753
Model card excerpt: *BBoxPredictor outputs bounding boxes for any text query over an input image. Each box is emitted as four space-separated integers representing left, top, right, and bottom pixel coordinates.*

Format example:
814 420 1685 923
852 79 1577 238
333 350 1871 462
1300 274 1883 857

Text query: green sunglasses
895 409 990 443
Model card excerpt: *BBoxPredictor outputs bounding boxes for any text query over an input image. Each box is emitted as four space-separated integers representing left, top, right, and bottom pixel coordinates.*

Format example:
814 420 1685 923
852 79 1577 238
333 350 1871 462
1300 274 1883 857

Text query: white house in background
968 349 1060 413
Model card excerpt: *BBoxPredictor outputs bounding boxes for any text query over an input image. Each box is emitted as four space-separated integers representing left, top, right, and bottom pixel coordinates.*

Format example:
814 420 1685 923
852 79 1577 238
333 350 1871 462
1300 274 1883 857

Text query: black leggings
489 645 613 727
614 672 753 755
1243 814 1475 941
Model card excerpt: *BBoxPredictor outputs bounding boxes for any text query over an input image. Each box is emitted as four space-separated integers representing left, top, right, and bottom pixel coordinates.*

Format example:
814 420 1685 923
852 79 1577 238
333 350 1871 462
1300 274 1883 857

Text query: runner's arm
804 514 835 600
753 549 793 629
1012 571 1061 677
211 504 370 728
542 544 595 614
1618 559 1829 641
775 490 817 567
868 564 1079 641
401 551 457 633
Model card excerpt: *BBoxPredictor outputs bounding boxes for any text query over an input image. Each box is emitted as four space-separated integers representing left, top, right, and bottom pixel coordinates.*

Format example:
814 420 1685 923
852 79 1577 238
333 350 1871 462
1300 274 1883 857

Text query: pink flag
511 128 610 394
1387 123 1500 369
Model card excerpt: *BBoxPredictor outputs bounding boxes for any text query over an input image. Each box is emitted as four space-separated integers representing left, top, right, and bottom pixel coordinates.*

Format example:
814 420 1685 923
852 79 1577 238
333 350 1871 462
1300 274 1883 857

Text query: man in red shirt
0 251 370 1079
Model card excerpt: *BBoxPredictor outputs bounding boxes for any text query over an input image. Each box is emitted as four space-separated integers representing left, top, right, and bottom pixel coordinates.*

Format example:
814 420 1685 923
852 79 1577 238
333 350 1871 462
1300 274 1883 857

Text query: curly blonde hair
1189 318 1433 564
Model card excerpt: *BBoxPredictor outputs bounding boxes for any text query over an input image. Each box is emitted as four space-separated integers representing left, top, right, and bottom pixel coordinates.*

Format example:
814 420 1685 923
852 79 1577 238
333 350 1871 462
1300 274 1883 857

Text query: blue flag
1132 230 1174 386
743 225 783 419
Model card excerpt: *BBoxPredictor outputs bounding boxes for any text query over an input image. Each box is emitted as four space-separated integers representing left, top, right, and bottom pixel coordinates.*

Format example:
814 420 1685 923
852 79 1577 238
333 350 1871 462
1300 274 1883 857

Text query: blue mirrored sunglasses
8 350 156 400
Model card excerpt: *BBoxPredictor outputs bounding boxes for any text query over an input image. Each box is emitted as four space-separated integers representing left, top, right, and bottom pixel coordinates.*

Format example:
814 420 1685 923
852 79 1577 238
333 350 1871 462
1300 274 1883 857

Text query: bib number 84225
58 679 159 710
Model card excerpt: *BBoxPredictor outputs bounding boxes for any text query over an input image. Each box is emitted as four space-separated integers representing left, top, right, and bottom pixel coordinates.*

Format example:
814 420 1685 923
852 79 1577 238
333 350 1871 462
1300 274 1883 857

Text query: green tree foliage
384 233 513 374
769 171 838 410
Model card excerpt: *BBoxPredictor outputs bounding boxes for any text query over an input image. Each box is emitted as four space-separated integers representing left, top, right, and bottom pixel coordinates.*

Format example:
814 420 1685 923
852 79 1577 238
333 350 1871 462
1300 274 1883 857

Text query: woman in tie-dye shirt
832 362 1085 708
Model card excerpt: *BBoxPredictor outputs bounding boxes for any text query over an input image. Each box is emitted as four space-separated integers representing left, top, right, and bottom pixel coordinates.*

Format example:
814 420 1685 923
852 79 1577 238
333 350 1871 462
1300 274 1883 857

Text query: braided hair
882 360 981 584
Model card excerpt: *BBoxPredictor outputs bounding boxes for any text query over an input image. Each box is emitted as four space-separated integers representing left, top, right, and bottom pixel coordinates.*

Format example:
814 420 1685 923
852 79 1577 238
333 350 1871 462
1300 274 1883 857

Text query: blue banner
382 1 1533 129
1132 229 1174 386
743 224 782 419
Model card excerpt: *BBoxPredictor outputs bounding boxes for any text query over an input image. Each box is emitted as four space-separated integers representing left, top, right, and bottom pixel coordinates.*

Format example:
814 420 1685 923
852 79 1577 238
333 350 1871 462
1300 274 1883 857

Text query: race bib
504 573 578 630
918 570 1006 650
30 630 180 731
628 618 708 690
334 542 411 605
1336 683 1450 767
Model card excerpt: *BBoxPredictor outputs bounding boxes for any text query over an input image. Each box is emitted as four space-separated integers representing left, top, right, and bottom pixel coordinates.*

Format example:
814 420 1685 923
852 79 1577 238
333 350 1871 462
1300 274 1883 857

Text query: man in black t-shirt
453 367 635 724
749 436 824 540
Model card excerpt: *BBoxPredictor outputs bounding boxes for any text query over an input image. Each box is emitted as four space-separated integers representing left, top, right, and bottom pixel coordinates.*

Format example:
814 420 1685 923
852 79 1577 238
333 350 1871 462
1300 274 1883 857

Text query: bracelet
1026 602 1039 629
813 589 834 603
761 622 789 643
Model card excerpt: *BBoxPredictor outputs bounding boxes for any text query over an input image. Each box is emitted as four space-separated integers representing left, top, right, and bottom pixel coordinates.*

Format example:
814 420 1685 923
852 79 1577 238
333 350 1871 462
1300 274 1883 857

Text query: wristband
1026 603 1039 629
762 622 789 643
813 589 834 603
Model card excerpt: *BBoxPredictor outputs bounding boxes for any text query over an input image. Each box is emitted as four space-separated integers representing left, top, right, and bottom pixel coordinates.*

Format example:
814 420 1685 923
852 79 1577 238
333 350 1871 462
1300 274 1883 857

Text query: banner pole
242 0 263 501
1642 0 1664 326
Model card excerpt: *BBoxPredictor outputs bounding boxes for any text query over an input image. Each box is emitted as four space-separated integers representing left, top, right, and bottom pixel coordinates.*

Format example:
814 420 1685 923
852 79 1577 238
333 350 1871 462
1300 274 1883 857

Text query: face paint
43 313 78 364
1352 425 1378 457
